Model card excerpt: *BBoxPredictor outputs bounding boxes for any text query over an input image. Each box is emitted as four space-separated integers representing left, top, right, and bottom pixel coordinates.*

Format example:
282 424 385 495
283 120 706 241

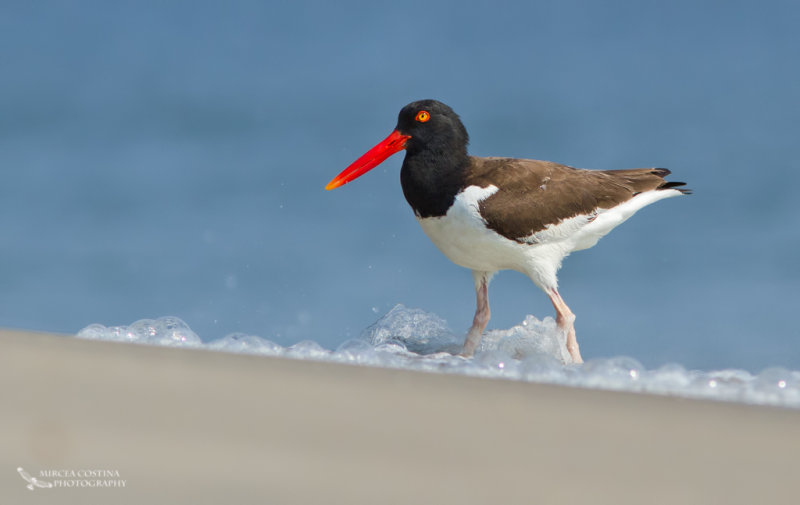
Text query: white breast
417 185 563 289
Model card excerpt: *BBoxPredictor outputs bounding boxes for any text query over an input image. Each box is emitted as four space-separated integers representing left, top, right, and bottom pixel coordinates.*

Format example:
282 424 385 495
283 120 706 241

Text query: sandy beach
2 327 798 504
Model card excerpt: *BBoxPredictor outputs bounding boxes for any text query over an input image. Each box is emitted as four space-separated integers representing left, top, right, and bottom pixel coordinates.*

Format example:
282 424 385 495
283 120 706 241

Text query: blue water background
2 1 798 371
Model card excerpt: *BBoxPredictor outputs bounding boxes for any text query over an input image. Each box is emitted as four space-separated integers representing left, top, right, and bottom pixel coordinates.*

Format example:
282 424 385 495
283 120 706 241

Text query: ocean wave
76 305 800 409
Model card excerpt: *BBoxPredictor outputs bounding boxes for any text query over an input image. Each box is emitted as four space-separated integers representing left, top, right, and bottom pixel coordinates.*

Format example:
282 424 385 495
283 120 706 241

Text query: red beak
325 130 411 190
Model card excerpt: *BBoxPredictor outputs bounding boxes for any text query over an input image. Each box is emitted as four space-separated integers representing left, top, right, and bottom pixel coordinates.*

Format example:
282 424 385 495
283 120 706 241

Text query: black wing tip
660 181 692 194
653 168 691 194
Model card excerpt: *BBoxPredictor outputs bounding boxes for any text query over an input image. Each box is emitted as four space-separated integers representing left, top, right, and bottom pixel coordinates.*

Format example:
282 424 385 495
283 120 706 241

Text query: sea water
3 3 799 373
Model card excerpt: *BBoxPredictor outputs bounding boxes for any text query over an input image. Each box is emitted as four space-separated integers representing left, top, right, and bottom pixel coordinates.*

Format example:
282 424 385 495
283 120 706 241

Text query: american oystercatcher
326 100 689 363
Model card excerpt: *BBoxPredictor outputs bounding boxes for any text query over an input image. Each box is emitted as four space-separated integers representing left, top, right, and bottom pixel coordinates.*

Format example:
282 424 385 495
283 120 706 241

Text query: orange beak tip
325 130 410 192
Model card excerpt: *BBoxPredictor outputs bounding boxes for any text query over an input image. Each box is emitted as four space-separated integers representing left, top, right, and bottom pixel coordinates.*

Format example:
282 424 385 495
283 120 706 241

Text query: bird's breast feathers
417 184 560 274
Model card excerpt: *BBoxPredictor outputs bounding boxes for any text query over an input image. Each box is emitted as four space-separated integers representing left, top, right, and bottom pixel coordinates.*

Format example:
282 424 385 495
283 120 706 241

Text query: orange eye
415 110 430 123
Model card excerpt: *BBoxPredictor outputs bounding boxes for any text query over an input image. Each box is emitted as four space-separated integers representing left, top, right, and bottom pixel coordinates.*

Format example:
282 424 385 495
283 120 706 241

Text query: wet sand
2 327 798 504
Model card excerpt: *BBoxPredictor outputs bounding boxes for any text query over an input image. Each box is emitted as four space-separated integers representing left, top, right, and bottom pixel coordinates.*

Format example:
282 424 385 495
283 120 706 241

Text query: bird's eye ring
415 110 430 123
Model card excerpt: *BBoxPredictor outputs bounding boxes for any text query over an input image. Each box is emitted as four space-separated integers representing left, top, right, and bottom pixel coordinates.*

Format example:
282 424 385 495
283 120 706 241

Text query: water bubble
474 349 519 376
334 338 379 364
755 367 794 390
581 356 645 389
77 317 200 347
519 352 565 381
361 304 461 355
286 340 329 360
210 333 283 355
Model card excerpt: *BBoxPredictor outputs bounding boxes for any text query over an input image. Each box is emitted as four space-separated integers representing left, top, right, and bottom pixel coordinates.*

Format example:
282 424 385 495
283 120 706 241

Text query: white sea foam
76 305 800 409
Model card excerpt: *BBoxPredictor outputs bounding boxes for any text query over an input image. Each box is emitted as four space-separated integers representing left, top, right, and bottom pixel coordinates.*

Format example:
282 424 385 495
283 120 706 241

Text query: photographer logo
17 467 126 491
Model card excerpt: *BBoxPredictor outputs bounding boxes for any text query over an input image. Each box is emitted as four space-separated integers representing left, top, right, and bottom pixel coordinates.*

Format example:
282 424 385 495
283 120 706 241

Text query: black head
395 100 469 157
325 99 470 193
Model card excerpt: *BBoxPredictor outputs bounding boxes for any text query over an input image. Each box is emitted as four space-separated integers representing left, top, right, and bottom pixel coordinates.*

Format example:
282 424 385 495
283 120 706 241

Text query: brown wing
466 157 686 243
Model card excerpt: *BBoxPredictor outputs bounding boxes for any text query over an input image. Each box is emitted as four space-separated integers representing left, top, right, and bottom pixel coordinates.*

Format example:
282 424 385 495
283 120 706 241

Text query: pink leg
460 271 492 357
548 288 583 364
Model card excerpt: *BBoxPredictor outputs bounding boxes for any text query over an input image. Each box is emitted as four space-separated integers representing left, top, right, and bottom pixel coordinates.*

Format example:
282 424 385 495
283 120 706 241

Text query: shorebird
326 100 689 363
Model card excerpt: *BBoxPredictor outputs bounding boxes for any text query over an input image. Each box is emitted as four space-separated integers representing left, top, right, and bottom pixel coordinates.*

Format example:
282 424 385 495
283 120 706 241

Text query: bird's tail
650 168 692 194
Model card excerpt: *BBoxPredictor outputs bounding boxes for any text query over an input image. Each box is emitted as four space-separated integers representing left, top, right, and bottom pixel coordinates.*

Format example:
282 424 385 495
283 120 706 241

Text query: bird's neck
400 146 470 218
